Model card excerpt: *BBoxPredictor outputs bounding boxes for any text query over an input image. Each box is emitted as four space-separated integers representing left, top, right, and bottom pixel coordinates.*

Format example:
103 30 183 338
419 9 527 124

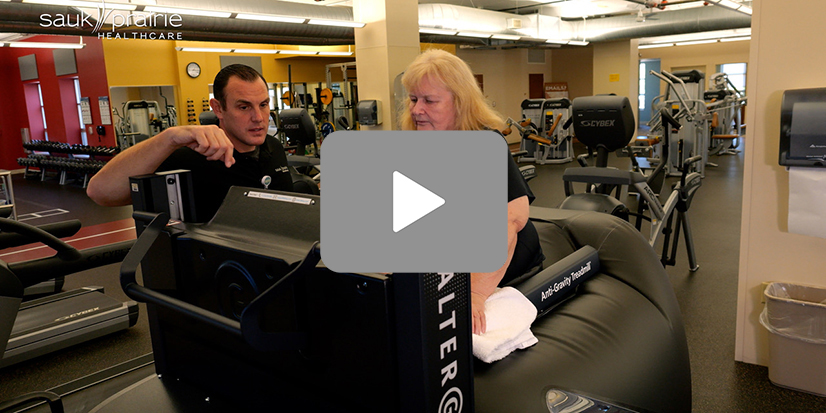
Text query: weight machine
325 62 358 132
113 92 178 152
704 72 747 157
515 98 573 164
648 70 711 177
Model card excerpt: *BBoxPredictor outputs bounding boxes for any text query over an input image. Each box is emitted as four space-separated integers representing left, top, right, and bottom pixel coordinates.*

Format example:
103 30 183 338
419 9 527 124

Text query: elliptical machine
558 96 702 270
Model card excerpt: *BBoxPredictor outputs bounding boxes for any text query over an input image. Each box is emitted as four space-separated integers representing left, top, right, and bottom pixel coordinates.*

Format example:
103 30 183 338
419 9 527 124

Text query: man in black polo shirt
87 64 293 220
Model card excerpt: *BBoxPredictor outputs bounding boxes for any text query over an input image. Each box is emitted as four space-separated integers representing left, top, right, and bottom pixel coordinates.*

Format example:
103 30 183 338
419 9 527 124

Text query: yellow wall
272 56 356 84
551 46 594 100
421 43 456 54
735 0 826 366
102 39 180 87
593 39 639 123
457 48 553 143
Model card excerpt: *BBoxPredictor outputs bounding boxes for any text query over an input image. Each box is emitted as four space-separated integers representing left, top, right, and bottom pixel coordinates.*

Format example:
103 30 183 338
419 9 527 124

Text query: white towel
472 286 538 363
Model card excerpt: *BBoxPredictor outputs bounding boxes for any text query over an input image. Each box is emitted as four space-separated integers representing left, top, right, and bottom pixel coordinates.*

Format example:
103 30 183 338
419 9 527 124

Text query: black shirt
157 135 293 222
502 150 545 285
507 150 535 204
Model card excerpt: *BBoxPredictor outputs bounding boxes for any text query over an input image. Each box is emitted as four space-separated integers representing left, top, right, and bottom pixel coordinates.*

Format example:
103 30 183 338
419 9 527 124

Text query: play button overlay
393 171 445 233
321 131 507 273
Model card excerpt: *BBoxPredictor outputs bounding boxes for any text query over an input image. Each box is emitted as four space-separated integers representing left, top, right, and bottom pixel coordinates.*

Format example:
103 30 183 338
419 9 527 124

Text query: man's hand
471 291 488 335
169 125 236 168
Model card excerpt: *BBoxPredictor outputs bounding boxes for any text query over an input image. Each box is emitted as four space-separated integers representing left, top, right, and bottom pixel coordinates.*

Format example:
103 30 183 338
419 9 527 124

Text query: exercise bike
558 96 702 271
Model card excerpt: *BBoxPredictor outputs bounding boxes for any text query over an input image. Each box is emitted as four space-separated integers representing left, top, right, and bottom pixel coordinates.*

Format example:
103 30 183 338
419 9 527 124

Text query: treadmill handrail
122 211 313 351
0 220 82 250
8 240 134 288
0 218 81 261
0 390 64 413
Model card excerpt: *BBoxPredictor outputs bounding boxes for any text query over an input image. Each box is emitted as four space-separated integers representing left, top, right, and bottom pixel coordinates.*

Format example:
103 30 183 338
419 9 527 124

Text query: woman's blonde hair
400 49 504 131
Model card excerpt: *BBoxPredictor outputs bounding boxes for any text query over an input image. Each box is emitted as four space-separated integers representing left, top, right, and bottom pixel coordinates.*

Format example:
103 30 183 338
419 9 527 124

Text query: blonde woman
401 49 544 335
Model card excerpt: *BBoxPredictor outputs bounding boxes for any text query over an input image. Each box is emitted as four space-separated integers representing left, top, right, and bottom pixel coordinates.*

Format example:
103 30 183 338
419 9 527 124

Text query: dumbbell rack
17 141 119 188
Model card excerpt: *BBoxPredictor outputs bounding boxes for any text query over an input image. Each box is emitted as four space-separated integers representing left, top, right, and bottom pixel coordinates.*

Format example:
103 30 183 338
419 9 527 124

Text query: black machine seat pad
474 208 691 413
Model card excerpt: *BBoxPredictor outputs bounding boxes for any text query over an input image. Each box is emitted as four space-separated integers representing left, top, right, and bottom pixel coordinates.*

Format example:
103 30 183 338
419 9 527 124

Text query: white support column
353 0 421 130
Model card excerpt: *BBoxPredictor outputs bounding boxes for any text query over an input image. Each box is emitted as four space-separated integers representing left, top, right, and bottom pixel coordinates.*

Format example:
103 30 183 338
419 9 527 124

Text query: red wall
74 36 114 147
0 35 114 170
0 49 30 170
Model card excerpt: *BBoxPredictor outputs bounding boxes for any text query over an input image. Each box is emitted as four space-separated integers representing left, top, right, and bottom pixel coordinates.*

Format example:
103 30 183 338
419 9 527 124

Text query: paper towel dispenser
357 100 382 126
780 88 826 167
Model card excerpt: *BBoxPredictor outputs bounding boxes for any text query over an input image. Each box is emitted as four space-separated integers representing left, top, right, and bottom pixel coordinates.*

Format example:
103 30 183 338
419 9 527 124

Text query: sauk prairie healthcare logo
39 0 184 40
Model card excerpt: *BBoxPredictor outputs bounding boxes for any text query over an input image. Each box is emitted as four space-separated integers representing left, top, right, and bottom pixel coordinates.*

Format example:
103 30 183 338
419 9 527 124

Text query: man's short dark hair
213 64 268 108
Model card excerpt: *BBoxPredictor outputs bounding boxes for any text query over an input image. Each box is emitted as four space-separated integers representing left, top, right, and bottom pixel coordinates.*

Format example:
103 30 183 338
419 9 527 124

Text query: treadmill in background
0 218 138 368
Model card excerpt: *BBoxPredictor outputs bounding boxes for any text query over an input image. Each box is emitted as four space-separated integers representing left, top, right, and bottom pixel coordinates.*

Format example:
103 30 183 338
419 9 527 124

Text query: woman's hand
471 291 488 335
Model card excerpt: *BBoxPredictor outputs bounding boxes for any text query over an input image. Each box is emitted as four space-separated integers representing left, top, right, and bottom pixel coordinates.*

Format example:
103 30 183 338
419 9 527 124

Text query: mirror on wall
109 85 177 150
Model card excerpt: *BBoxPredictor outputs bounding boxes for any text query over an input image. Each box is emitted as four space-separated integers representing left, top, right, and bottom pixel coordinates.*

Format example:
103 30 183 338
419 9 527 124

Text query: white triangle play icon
393 171 445 233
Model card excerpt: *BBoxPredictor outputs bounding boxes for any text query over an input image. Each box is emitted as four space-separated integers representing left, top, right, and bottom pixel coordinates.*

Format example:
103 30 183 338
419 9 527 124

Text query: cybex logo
580 120 616 127
54 307 100 322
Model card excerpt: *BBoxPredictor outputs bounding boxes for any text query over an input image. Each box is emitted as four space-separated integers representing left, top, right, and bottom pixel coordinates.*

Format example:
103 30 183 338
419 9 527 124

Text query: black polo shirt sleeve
507 150 535 204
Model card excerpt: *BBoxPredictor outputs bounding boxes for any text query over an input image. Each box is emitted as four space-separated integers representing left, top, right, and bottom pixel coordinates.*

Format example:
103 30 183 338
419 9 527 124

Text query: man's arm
87 125 236 207
470 195 530 335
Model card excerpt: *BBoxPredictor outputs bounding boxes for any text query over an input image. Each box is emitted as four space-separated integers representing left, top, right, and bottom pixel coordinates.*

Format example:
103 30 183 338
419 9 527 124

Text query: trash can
760 282 826 396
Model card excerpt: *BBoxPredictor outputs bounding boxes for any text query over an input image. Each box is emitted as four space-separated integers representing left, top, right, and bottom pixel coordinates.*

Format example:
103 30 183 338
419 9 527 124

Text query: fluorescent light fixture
677 39 718 46
546 39 589 46
307 19 365 28
177 47 233 53
144 6 231 18
457 31 491 39
234 49 280 54
652 38 681 44
419 28 458 36
9 42 84 49
639 43 671 49
719 36 750 42
641 35 751 49
278 50 319 55
491 34 521 41
23 0 137 10
174 47 348 56
235 13 306 24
